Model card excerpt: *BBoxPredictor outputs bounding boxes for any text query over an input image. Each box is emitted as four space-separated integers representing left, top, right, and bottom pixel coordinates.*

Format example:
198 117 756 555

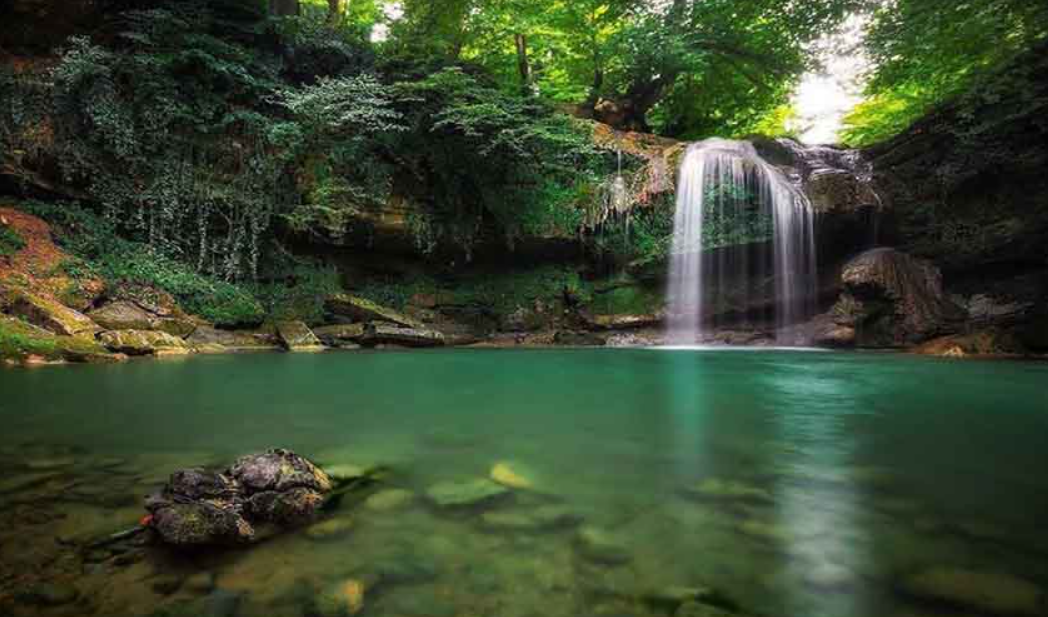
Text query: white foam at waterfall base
666 138 817 344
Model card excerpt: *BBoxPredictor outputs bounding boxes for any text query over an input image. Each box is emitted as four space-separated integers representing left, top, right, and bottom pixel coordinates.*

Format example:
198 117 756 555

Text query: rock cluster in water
145 449 332 546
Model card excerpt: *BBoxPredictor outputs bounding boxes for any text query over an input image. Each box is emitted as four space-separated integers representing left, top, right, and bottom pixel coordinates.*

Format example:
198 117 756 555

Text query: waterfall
666 138 817 344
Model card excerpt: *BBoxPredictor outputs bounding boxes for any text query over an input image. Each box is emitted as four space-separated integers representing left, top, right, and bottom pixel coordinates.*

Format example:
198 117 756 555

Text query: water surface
1 349 1046 617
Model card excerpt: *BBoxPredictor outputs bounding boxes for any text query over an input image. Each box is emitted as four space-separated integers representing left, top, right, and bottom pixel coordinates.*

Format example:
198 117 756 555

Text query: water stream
667 139 817 343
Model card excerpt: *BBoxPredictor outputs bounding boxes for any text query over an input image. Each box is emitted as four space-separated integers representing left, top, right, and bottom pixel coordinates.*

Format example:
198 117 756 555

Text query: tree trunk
268 0 299 17
514 34 532 95
326 0 343 26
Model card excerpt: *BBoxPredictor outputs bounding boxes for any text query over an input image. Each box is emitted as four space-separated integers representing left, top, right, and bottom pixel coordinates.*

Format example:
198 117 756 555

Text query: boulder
145 449 332 546
361 323 444 348
99 330 190 356
8 290 100 338
88 300 197 338
899 567 1044 616
325 294 424 329
186 325 279 350
275 321 324 352
313 324 367 347
89 301 156 331
831 248 965 347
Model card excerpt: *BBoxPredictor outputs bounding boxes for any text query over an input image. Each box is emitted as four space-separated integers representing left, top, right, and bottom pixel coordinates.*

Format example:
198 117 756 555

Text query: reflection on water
1 349 1047 617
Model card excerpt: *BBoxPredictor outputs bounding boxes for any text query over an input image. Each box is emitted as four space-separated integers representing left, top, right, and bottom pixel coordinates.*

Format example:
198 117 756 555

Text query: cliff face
865 42 1048 280
859 43 1048 347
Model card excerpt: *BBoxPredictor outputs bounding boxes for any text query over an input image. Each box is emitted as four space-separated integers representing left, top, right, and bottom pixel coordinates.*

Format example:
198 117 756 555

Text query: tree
841 0 1048 146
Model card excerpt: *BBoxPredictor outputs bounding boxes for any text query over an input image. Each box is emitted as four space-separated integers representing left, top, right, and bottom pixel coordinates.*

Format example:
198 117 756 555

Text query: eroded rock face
830 248 965 347
145 449 332 546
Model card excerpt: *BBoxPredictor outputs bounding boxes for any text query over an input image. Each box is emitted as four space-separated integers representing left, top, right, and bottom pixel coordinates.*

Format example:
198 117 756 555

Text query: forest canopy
2 0 1047 312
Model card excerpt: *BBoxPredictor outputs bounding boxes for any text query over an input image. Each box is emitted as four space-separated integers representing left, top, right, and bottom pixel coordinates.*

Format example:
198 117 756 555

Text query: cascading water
666 138 817 344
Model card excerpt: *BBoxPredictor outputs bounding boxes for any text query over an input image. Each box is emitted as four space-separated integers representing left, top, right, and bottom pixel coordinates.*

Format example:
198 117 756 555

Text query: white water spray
666 139 817 344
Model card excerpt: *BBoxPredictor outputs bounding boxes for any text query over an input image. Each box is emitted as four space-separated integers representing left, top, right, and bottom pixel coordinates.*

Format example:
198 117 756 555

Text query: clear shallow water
1 349 1047 617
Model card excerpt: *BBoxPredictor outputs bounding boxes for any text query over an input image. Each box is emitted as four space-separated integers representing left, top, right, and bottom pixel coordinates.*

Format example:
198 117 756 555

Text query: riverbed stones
425 478 509 508
480 504 582 532
184 571 216 595
489 460 537 490
685 478 773 504
576 526 632 565
311 578 366 617
306 517 354 541
898 566 1044 616
364 488 414 511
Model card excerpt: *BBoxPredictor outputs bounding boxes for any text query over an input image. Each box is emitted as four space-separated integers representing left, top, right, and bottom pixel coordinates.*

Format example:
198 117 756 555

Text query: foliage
0 226 25 257
19 200 263 326
48 4 290 281
390 66 609 256
355 264 589 314
842 0 1048 146
250 262 342 324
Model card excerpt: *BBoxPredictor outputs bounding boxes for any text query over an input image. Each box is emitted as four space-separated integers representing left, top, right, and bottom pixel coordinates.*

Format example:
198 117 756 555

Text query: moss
0 226 25 257
0 315 108 362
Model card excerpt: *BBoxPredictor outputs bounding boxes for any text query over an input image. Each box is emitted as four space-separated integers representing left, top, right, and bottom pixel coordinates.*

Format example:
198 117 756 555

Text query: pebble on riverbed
425 478 509 508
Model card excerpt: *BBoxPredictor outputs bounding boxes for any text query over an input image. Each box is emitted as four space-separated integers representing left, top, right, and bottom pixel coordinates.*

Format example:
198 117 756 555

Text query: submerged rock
480 505 582 532
311 578 366 617
425 478 509 508
576 525 632 565
489 460 537 490
306 517 354 541
899 566 1044 616
145 449 332 546
685 478 773 504
365 488 414 511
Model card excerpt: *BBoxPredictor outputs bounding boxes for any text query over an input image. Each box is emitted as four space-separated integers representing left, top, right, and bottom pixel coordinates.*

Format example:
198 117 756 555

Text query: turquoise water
1 349 1047 616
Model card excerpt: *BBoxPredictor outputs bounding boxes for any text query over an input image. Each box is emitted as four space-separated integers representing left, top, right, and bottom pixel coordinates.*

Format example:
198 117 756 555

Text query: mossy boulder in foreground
145 449 332 546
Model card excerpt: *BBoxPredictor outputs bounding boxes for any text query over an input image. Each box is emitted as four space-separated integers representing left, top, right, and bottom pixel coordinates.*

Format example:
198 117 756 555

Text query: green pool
1 349 1046 617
